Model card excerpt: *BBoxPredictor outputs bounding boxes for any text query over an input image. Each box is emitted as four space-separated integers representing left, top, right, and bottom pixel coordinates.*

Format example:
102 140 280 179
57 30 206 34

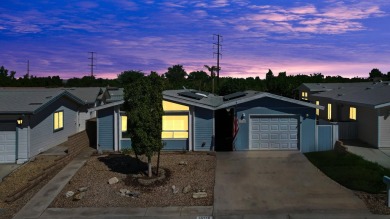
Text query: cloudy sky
1 0 390 79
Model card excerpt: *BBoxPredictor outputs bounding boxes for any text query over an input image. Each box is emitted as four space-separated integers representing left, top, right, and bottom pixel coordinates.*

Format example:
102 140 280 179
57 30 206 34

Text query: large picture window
162 115 188 139
54 111 63 131
162 100 189 139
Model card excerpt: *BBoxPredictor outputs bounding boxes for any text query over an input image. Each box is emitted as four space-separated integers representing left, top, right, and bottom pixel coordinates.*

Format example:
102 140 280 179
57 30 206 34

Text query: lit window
302 91 308 100
349 107 357 120
54 111 63 131
327 103 332 120
121 116 127 132
162 115 188 139
315 101 320 116
163 100 189 111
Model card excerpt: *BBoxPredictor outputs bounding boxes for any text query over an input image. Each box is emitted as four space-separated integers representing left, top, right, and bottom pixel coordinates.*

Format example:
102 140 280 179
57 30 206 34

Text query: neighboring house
161 90 323 153
0 87 124 164
297 82 390 148
0 89 85 163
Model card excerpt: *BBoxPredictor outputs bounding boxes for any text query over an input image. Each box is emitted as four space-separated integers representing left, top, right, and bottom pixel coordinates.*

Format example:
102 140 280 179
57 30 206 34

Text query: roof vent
178 92 204 100
337 94 343 97
29 103 42 105
338 87 344 89
46 96 52 99
366 87 373 90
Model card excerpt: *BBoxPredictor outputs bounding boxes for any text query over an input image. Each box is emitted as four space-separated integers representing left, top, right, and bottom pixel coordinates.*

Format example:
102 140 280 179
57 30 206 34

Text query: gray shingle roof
0 89 85 114
298 82 375 92
311 82 390 108
163 89 322 110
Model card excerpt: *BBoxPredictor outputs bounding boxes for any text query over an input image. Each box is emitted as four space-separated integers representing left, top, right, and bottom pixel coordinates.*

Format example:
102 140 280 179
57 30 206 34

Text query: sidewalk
12 147 94 219
343 140 390 169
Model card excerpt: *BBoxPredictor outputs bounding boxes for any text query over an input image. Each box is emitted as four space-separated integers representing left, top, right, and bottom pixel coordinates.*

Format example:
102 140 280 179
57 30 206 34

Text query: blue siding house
162 90 323 153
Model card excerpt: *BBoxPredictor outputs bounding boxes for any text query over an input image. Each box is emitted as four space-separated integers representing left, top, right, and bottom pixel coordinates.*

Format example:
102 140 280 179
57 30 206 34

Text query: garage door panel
250 116 298 150
0 128 16 163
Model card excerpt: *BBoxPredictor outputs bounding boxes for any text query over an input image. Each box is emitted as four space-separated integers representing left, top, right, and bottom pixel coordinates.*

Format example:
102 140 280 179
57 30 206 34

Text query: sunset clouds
0 1 389 79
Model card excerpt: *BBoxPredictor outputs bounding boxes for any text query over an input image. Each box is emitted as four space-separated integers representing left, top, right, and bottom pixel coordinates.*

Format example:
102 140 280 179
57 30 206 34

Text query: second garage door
0 123 16 163
250 116 298 150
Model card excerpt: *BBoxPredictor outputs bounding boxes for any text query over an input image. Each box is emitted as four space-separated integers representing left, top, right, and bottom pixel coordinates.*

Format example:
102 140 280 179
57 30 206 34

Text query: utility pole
27 60 30 77
88 52 96 77
213 34 222 85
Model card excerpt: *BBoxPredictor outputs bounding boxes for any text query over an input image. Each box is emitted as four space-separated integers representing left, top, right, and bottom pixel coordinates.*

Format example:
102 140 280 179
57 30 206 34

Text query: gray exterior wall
357 106 378 147
29 97 79 157
16 126 28 163
194 107 214 151
379 106 390 148
97 107 114 151
233 97 316 153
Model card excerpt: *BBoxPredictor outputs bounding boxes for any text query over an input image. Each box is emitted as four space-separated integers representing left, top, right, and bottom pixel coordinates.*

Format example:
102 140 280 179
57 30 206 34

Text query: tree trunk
156 149 161 176
148 156 152 178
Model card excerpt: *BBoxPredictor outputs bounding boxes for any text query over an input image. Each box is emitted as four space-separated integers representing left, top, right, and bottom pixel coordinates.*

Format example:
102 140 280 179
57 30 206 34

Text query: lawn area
305 150 390 194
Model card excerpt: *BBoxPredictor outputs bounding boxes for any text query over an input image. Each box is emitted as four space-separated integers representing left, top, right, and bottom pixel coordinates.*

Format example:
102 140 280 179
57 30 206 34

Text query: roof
311 82 390 108
297 82 375 92
0 89 85 114
59 87 103 104
105 87 124 103
163 90 323 110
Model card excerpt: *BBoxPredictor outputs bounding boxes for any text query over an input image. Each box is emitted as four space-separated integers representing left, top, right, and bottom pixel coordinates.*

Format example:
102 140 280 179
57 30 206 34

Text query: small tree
124 72 164 177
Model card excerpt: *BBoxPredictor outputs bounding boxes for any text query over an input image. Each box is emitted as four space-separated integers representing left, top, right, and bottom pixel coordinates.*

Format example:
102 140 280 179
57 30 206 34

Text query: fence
316 124 339 151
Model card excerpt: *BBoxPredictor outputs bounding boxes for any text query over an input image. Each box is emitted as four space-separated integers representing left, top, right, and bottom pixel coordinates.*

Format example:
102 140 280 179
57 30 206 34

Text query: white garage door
0 123 16 163
250 117 298 150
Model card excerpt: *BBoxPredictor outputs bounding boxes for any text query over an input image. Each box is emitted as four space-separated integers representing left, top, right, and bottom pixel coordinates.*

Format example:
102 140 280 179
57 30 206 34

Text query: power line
88 52 96 77
213 34 222 85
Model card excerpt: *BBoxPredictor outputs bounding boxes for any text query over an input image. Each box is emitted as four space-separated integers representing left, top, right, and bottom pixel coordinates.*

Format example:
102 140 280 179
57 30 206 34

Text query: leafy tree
164 65 187 83
187 70 209 90
124 72 164 177
369 68 383 79
117 70 144 86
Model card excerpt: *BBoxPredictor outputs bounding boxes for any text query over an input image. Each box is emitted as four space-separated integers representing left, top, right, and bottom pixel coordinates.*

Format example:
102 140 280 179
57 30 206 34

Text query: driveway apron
213 151 369 216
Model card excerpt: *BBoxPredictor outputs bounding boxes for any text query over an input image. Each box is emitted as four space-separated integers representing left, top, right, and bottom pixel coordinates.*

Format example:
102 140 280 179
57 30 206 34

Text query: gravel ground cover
355 191 390 215
0 155 66 219
51 152 216 208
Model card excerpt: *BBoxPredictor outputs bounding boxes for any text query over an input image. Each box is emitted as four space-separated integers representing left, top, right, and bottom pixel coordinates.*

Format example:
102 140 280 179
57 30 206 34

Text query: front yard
50 152 216 208
305 150 390 214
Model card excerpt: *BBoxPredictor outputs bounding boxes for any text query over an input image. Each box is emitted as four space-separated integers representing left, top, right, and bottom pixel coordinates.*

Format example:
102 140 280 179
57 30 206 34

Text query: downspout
377 108 381 148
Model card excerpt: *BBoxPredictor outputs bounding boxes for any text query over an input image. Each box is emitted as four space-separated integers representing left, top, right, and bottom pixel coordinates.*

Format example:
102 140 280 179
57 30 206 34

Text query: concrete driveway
214 151 369 217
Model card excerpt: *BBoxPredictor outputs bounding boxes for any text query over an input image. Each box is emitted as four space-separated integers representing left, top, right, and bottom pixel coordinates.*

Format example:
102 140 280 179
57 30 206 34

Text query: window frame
302 91 308 100
53 110 64 132
315 101 320 116
327 103 332 120
349 107 357 120
161 113 189 140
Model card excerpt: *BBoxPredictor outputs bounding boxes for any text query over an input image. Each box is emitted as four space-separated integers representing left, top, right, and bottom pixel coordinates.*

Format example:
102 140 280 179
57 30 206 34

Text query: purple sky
1 1 390 79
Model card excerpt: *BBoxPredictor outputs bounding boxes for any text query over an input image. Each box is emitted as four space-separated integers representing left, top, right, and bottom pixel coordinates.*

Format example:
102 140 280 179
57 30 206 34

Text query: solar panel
223 92 246 101
178 92 204 100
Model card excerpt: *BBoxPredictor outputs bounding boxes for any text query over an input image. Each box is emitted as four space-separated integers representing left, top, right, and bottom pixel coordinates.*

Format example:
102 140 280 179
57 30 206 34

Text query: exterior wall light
17 118 23 125
241 113 245 120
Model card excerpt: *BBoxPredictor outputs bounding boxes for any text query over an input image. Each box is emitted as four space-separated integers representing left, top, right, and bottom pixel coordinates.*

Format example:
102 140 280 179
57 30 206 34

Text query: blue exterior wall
233 97 316 152
163 139 187 150
98 107 114 151
120 139 131 150
194 107 214 151
30 97 79 157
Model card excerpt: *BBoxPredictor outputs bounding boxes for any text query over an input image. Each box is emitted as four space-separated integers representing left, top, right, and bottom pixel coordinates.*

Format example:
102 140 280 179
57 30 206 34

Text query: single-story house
98 89 325 153
297 82 390 148
0 87 123 163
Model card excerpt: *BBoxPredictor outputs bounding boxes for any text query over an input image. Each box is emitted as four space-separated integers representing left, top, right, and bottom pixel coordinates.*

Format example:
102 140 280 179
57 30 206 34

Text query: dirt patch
0 155 67 219
355 191 390 215
50 152 216 208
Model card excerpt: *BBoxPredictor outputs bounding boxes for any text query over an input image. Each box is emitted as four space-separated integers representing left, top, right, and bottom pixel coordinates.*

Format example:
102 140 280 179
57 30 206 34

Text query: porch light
241 113 245 120
17 118 23 125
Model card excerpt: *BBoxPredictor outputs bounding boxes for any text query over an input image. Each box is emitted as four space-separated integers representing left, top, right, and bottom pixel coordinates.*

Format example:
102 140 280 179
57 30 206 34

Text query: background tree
117 70 144 86
164 65 187 88
369 68 384 79
124 72 164 177
187 70 209 90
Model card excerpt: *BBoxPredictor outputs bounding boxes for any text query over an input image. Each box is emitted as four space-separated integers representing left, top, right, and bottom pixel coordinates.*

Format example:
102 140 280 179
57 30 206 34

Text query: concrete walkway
213 151 372 218
0 163 20 182
13 148 95 219
343 141 390 169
